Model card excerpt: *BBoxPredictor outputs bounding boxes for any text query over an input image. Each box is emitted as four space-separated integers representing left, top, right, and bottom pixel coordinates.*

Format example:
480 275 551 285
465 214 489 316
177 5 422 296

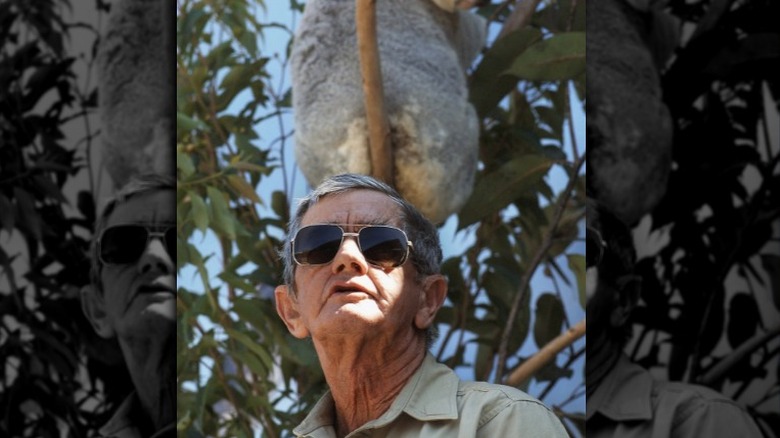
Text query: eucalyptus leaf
190 192 209 232
533 293 565 348
505 32 585 81
458 155 552 228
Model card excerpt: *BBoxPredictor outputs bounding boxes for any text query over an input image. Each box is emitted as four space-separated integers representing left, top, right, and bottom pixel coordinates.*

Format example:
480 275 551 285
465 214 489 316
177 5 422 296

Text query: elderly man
275 173 567 437
585 197 763 437
81 173 176 437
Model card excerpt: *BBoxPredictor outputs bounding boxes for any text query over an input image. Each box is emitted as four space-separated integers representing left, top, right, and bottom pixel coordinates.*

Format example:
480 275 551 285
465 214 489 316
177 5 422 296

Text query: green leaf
470 27 543 117
223 327 274 373
474 342 495 382
534 360 573 383
533 293 565 348
505 32 585 81
227 174 261 203
271 190 288 220
231 161 269 173
190 192 209 232
0 194 14 232
207 186 235 239
458 155 552 228
177 112 209 133
760 255 780 312
178 152 196 177
567 254 586 307
218 64 254 110
232 298 269 332
13 187 42 240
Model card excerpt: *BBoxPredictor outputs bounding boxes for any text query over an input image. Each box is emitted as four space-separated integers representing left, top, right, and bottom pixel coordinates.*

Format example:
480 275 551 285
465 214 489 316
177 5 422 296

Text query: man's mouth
329 283 372 298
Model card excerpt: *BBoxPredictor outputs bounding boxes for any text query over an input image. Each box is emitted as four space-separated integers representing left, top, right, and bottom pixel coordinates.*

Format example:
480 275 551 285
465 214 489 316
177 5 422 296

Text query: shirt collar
586 353 653 422
98 392 175 438
99 393 140 438
294 352 460 436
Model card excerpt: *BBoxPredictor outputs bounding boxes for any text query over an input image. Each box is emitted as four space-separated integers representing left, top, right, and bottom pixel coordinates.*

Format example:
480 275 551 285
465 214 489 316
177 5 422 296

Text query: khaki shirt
293 353 568 437
586 354 763 438
97 392 175 438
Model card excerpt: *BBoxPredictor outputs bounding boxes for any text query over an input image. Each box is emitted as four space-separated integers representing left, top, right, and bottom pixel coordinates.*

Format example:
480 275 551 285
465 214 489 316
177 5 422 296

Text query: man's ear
275 285 309 339
414 274 448 330
81 285 115 339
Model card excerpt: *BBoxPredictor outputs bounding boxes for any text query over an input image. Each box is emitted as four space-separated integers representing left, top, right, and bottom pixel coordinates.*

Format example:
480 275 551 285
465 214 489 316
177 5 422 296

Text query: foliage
0 0 130 436
620 0 780 436
176 0 585 436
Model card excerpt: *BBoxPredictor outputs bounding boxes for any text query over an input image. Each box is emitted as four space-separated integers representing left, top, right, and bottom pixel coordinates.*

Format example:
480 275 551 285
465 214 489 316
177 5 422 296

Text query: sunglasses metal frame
291 223 414 268
98 223 176 265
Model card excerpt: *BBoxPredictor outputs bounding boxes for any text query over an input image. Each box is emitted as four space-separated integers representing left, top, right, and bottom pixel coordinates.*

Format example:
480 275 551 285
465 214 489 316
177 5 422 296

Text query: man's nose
331 235 368 274
138 236 173 275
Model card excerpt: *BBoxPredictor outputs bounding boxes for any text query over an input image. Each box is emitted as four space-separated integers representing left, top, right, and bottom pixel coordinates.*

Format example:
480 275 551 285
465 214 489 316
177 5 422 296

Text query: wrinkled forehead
106 189 175 227
301 189 402 227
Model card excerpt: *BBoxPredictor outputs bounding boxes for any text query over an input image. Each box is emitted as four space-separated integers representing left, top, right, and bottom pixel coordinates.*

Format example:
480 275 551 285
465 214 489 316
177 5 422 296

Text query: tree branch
507 318 586 387
495 155 585 381
356 0 393 184
496 0 542 40
700 323 780 386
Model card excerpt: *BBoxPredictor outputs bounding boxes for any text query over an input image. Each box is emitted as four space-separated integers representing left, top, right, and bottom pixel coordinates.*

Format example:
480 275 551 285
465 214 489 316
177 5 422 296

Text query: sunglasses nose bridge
336 231 364 258
314 229 369 272
138 234 174 272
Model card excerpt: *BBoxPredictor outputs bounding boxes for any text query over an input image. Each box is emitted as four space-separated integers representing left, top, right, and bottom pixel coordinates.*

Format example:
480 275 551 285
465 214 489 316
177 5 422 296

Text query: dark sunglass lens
359 227 407 268
101 225 148 264
294 225 343 265
165 227 177 260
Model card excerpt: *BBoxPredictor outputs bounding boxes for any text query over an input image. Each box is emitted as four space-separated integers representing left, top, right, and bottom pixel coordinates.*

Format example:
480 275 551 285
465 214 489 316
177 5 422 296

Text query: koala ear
81 285 116 339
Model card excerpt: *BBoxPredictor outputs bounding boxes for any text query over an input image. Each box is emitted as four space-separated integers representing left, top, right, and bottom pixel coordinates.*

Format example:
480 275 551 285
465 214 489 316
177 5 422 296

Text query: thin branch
495 155 585 380
496 0 542 41
700 323 780 386
507 319 586 387
355 0 393 184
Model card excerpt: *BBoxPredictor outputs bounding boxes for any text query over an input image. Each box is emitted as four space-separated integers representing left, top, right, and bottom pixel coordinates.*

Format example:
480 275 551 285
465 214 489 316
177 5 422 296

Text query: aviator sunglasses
98 224 176 265
292 224 414 268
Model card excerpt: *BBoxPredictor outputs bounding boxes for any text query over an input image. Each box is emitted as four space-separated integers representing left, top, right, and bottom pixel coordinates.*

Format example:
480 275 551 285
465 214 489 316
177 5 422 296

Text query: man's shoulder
449 379 568 435
652 379 749 418
650 379 762 436
653 379 742 408
455 379 562 430
457 379 547 405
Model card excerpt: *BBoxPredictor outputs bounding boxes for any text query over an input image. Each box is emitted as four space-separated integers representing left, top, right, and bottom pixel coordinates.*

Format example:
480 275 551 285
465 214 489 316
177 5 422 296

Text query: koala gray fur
98 0 173 189
292 0 486 223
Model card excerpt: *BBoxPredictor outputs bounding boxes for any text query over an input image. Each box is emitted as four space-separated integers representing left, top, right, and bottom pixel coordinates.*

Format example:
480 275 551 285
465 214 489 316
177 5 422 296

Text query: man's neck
585 335 622 399
314 335 427 437
118 333 176 433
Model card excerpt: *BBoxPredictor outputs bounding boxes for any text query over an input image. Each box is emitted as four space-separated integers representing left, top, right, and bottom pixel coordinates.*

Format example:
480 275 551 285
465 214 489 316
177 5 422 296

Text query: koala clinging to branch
99 0 174 189
292 0 486 223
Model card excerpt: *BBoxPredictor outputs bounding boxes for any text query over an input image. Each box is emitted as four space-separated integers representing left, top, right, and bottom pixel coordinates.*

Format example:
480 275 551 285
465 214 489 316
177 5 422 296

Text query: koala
291 0 486 223
98 0 174 189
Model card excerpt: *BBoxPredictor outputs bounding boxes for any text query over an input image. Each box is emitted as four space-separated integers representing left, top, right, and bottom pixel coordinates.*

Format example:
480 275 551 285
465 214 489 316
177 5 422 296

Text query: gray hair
90 173 176 293
281 174 443 293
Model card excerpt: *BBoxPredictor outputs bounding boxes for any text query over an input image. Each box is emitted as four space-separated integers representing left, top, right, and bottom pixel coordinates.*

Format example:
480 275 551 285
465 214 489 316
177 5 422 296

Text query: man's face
284 190 426 342
99 189 176 339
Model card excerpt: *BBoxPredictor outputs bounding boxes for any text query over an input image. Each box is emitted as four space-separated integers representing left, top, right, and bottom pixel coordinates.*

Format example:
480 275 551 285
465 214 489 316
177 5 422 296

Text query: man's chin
129 292 177 323
143 297 176 321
